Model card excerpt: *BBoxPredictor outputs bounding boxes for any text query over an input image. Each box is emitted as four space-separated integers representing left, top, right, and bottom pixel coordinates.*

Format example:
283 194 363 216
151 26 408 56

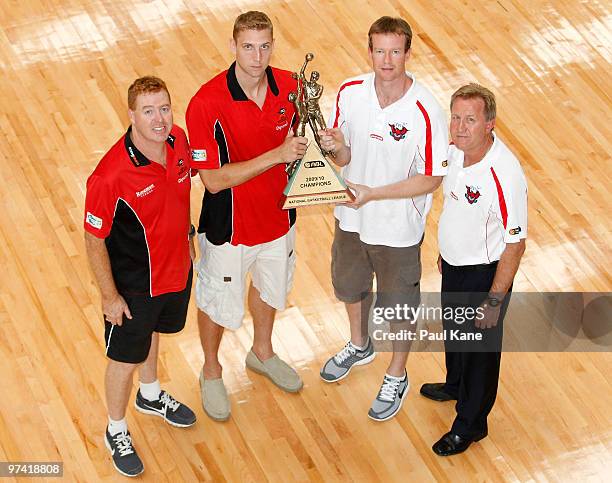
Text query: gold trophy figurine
279 53 355 209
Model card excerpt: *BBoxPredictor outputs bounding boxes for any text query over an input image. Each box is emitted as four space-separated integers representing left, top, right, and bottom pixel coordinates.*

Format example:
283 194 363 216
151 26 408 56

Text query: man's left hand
340 180 374 209
476 301 501 329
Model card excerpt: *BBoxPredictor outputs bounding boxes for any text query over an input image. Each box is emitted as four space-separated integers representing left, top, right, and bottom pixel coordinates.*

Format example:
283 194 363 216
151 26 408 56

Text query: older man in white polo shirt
317 16 448 422
421 83 527 456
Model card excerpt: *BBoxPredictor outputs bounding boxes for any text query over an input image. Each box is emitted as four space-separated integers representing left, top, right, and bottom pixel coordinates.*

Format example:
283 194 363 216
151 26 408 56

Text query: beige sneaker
199 369 230 421
245 350 303 393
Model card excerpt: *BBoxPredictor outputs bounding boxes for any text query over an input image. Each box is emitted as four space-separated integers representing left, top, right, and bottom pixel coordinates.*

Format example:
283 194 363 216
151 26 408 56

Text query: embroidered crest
389 123 408 141
465 186 481 204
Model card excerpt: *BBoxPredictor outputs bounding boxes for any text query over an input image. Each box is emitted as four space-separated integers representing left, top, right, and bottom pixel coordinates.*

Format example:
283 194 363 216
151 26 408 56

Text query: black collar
123 126 175 167
226 61 279 101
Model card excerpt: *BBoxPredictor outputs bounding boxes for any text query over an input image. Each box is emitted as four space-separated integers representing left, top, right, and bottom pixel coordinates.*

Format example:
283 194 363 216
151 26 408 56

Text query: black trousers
441 259 512 439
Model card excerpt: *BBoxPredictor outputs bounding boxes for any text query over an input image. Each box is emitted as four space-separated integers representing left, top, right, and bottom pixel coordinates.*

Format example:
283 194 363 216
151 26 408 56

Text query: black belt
442 259 498 271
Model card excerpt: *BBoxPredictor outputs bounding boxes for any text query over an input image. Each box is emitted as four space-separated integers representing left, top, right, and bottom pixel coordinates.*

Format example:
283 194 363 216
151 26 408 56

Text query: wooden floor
0 0 611 481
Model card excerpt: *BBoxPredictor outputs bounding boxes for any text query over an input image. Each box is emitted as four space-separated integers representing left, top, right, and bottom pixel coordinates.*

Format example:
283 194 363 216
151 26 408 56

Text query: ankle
202 363 222 379
386 368 407 379
350 336 368 349
251 345 274 362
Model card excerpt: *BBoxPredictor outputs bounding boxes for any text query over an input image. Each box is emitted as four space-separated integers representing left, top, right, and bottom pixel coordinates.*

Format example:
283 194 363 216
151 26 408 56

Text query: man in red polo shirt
186 11 307 421
84 77 196 477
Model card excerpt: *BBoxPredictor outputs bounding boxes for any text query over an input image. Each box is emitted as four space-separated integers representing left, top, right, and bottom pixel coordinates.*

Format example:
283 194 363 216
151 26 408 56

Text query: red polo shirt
186 63 297 246
84 125 192 296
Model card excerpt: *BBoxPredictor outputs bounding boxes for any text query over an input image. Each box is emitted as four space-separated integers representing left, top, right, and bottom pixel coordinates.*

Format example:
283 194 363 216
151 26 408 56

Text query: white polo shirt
329 72 448 247
438 134 528 266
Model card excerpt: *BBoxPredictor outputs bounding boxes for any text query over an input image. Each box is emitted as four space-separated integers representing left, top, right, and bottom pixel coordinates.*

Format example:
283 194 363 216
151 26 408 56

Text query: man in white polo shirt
421 83 527 456
317 16 448 421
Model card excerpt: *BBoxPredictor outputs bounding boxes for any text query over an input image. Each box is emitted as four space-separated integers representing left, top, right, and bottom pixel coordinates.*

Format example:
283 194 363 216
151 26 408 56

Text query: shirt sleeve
328 81 351 148
185 95 220 170
84 174 116 238
491 166 528 243
415 100 449 177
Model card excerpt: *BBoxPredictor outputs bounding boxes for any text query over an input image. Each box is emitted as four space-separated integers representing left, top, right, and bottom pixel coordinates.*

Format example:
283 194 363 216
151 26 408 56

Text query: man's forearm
370 174 442 201
84 233 119 301
490 240 526 297
199 149 280 194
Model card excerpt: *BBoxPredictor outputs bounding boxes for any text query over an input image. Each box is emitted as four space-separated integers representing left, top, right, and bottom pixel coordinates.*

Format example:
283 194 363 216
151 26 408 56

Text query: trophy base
280 190 353 208
280 154 355 209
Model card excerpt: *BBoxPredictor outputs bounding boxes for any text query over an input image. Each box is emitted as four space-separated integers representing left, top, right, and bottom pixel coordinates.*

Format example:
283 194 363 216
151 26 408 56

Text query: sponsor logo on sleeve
191 149 207 162
509 227 522 235
86 212 103 229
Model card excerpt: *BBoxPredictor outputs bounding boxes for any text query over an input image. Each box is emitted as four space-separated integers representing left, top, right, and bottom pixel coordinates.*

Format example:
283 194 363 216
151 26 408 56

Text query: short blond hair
127 76 170 110
451 83 496 121
233 11 273 40
368 16 412 51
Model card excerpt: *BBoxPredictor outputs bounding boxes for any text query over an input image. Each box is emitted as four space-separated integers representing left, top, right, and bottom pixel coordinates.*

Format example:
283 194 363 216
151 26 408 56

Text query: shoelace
334 342 357 364
378 375 402 402
160 391 180 412
113 432 135 456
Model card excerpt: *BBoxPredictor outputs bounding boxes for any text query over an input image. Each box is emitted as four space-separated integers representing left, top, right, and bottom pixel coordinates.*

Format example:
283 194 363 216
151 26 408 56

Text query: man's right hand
102 294 132 326
277 131 308 164
318 128 345 154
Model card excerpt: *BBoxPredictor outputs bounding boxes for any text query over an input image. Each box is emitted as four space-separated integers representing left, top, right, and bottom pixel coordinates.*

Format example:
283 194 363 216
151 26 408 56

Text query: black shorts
104 267 193 363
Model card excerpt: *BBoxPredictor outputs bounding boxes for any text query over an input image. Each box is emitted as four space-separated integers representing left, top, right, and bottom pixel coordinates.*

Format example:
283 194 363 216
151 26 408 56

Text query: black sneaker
134 390 196 427
104 428 144 477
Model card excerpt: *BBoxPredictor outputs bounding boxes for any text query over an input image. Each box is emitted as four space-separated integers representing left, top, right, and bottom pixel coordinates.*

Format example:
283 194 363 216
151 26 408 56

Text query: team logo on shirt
276 107 288 130
465 186 481 204
509 227 522 235
389 123 409 141
177 158 188 175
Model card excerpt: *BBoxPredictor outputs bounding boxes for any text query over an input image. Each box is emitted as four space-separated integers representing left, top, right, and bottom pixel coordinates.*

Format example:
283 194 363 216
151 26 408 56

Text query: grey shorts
331 220 422 310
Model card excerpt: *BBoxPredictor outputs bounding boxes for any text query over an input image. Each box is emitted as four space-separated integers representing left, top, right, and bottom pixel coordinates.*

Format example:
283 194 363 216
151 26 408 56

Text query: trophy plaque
279 53 355 209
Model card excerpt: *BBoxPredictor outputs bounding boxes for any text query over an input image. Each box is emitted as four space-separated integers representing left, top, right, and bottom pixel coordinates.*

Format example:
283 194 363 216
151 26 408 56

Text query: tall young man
318 17 448 421
84 76 196 477
186 11 308 422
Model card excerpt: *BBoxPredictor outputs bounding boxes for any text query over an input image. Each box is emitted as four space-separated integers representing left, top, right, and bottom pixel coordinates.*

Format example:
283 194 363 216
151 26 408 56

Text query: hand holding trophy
280 53 355 209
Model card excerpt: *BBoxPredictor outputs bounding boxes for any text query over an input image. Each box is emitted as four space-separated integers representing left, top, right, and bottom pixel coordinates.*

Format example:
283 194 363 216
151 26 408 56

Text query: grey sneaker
134 390 196 427
104 428 144 477
320 338 376 382
245 350 303 392
199 369 230 421
368 371 409 421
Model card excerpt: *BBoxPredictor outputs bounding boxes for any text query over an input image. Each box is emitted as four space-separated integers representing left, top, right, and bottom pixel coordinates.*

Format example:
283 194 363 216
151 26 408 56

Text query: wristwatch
486 295 501 307
188 224 196 239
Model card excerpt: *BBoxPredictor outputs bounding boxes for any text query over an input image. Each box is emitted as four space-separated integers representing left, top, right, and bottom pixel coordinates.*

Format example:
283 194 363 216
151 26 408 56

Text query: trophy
279 53 355 209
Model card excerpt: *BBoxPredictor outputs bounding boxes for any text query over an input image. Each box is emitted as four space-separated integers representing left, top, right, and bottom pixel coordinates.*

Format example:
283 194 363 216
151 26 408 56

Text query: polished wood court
0 0 610 481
